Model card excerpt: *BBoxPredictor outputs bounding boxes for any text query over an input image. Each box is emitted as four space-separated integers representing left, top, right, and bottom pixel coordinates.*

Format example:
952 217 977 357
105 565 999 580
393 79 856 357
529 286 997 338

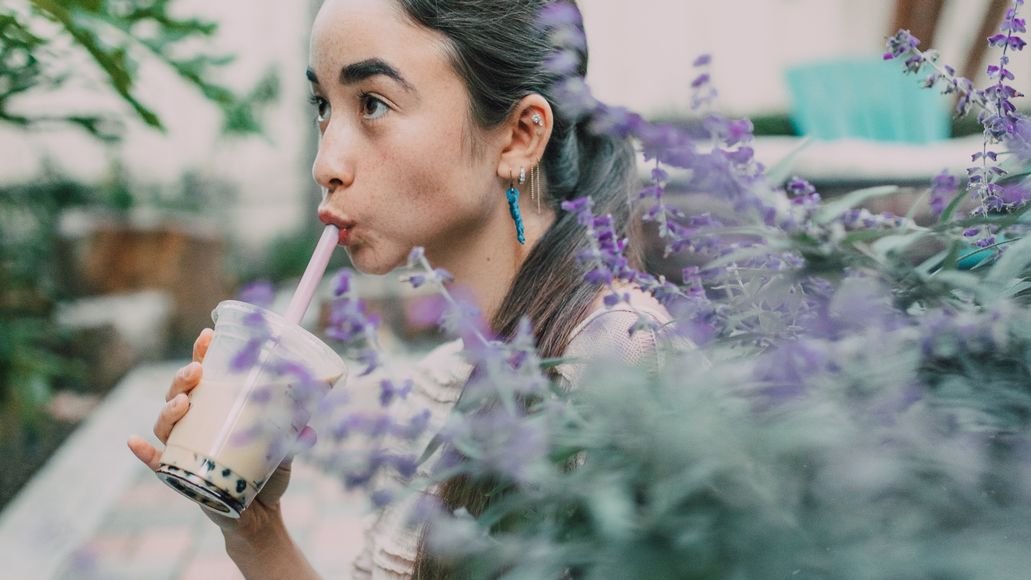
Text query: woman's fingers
193 328 214 363
165 361 202 402
127 435 162 471
153 393 190 444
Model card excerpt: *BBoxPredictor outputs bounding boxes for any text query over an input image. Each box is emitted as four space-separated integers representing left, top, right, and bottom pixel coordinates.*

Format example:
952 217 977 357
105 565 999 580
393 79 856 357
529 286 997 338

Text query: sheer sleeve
351 339 470 579
555 296 674 389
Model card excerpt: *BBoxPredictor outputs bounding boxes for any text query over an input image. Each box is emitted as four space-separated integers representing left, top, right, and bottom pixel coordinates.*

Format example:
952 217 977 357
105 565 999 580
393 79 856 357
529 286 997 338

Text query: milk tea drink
157 301 347 518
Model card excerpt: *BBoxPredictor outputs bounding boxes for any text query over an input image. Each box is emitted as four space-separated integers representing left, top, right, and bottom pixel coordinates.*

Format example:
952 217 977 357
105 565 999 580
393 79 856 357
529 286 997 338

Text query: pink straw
283 224 340 325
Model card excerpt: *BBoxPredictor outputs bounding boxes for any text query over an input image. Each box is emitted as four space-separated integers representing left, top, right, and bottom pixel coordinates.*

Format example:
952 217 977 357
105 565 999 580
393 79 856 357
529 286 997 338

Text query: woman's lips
337 226 352 246
318 209 355 246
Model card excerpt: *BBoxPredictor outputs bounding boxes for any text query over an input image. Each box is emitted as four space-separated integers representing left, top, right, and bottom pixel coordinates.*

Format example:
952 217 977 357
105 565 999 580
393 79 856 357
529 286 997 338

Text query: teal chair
785 58 950 143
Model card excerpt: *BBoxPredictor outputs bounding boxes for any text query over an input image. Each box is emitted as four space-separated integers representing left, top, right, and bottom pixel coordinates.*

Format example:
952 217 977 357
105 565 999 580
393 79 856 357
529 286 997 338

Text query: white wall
1 0 1027 252
581 0 1026 116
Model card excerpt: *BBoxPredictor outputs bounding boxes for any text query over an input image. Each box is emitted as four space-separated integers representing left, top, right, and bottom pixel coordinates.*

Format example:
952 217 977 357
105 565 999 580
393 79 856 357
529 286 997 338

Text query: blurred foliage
430 191 1031 579
0 0 278 141
0 179 93 407
0 0 268 414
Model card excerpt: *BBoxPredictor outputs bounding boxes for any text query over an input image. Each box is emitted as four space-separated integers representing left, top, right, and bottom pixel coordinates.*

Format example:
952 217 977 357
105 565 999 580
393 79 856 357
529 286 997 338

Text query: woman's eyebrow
305 59 415 93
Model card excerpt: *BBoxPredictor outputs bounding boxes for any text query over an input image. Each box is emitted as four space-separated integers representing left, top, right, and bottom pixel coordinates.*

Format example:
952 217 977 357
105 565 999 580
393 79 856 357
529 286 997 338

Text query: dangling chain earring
531 159 541 213
530 112 544 214
506 169 526 245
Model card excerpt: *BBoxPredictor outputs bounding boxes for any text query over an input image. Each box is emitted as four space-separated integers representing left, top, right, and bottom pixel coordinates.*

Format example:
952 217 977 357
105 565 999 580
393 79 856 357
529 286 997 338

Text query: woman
128 0 670 576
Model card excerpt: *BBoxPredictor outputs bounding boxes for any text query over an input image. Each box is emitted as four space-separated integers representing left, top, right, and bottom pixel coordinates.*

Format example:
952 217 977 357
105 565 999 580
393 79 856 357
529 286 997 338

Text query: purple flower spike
406 247 425 269
231 338 262 372
238 280 275 307
379 378 413 407
537 2 582 27
544 49 580 76
403 274 427 289
332 269 352 297
371 489 394 508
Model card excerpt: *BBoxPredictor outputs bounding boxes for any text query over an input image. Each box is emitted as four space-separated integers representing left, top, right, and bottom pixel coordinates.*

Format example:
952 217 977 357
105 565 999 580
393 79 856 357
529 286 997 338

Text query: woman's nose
311 124 356 193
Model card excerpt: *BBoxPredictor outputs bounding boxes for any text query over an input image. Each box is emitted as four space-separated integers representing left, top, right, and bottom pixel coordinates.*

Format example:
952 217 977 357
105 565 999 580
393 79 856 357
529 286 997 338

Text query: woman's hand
126 328 317 541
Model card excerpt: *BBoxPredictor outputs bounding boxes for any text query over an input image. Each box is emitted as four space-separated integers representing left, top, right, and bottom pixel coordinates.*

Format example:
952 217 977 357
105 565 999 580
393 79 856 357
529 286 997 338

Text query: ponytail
393 1 640 576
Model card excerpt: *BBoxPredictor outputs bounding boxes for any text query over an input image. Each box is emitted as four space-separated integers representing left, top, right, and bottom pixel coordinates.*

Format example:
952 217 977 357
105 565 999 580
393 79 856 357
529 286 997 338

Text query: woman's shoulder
557 285 673 385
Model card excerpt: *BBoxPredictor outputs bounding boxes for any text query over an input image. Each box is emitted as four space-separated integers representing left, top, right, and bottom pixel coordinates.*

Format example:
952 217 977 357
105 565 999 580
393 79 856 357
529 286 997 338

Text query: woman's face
309 0 503 275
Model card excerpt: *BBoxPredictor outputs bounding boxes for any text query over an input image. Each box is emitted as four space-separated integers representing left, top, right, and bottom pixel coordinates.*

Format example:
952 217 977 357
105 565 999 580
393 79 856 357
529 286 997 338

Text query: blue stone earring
506 169 526 245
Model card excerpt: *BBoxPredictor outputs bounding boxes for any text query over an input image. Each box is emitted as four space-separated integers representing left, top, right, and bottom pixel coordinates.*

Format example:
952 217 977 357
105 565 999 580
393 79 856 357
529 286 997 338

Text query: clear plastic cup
156 300 347 518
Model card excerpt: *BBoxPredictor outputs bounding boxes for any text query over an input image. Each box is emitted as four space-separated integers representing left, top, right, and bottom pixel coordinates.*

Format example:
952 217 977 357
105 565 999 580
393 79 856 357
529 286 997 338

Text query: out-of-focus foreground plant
286 2 1031 578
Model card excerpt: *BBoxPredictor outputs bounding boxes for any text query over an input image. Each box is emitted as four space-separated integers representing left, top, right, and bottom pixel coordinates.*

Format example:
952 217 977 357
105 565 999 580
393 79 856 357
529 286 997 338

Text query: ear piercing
506 169 526 245
531 112 543 127
530 160 541 214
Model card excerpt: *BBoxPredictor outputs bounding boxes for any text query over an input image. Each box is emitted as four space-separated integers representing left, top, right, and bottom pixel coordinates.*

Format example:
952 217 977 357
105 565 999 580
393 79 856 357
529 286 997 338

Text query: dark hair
394 1 638 576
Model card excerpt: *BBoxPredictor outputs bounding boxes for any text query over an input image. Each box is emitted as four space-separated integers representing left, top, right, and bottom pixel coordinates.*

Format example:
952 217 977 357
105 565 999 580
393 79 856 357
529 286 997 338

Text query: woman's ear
496 94 553 180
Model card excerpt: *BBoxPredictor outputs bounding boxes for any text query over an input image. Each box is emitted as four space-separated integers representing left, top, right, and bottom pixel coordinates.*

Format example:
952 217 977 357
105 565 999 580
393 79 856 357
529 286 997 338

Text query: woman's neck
430 205 555 327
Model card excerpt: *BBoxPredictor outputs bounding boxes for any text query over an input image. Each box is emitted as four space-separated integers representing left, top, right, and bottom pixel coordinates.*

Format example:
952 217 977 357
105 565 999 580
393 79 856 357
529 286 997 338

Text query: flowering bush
242 1 1031 577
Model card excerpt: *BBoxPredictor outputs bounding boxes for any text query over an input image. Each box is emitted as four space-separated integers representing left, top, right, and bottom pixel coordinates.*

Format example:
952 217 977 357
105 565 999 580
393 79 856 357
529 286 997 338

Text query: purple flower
357 348 381 377
393 409 431 441
560 196 592 215
231 338 262 372
403 273 427 288
371 489 394 508
1000 183 1031 205
883 29 920 61
332 269 352 297
238 280 275 307
930 170 959 209
589 104 645 138
551 77 597 120
388 454 418 480
537 1 582 27
786 177 816 197
1005 115 1031 160
544 49 580 76
406 246 425 269
379 378 413 407
584 268 613 285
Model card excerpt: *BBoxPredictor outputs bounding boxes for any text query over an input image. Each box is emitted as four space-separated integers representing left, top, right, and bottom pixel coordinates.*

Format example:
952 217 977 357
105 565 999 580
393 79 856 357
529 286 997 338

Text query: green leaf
869 230 931 260
765 138 812 186
815 185 900 224
417 433 444 466
939 185 968 223
997 170 1031 186
986 234 1031 286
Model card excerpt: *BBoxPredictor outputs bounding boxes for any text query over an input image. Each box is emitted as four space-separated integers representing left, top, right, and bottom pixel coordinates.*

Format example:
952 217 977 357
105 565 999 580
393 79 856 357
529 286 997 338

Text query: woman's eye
360 93 390 121
309 95 331 124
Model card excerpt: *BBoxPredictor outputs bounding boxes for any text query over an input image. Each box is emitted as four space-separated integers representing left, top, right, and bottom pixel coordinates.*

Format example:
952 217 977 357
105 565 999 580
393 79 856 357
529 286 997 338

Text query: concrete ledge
0 363 182 580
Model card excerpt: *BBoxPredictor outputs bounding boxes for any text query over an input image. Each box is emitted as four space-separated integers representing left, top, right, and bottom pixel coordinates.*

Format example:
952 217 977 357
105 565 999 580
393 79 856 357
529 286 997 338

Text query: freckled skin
309 0 509 276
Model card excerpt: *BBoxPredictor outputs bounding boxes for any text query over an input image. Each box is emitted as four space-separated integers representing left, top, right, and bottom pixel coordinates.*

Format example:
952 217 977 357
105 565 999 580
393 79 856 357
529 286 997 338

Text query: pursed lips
317 208 357 246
